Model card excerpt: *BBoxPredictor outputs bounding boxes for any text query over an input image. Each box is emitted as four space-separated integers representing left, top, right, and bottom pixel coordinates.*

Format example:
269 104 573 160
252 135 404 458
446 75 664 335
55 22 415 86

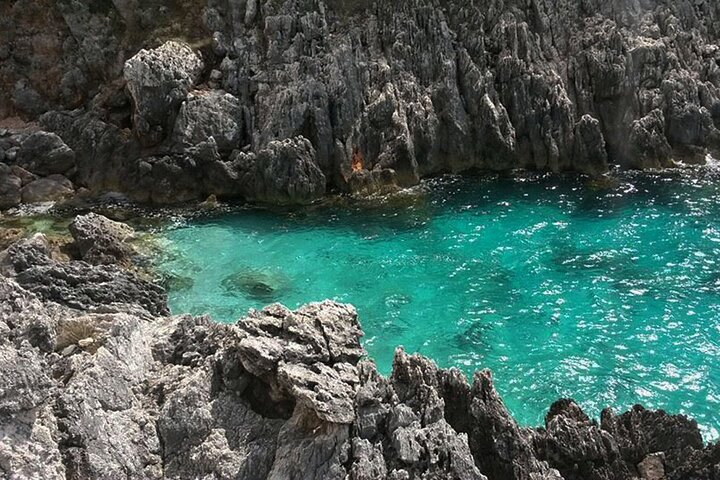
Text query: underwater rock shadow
221 267 293 303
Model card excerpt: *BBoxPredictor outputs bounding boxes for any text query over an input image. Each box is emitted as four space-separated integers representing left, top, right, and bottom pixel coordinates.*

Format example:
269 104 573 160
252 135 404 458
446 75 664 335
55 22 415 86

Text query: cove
156 169 720 441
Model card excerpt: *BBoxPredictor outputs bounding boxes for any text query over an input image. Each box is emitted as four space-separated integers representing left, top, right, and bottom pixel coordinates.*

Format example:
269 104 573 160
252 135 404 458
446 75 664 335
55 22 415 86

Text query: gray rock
627 110 674 168
171 90 246 153
600 405 704 472
535 399 629 479
638 452 666 480
0 233 55 276
56 313 163 479
124 41 204 146
0 342 52 414
0 403 65 479
21 174 74 204
11 164 39 186
2 0 717 209
573 115 608 175
277 361 358 424
69 212 135 265
0 163 21 209
16 261 168 317
17 131 76 176
240 137 327 204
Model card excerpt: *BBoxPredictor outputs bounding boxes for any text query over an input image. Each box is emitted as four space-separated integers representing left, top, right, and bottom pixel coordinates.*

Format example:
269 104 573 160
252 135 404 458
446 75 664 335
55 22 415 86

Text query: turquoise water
156 169 720 440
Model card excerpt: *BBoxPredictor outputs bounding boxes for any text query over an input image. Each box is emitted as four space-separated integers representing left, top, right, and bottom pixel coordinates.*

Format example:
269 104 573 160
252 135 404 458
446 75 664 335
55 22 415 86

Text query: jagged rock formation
1 0 720 208
0 214 718 479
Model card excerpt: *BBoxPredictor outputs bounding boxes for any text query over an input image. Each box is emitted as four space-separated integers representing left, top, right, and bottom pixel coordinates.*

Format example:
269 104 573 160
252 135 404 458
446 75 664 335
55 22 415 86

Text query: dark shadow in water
455 320 493 352
159 272 194 292
221 268 291 302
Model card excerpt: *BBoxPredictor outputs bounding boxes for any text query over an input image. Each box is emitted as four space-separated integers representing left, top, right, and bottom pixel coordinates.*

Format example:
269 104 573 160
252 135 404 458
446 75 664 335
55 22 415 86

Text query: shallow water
156 168 720 440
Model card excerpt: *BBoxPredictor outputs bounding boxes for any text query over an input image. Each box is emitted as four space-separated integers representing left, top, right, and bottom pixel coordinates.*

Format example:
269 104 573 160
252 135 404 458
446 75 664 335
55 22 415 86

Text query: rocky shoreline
1 213 718 479
2 0 720 209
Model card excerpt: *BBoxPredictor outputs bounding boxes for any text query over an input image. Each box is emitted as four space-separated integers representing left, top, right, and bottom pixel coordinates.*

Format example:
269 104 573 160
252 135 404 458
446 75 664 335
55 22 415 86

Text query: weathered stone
171 90 245 153
124 41 204 146
16 261 168 317
21 174 74 204
0 233 54 276
17 131 76 176
638 452 666 480
69 212 135 265
1 176 719 480
0 163 21 208
0 343 52 414
239 137 327 205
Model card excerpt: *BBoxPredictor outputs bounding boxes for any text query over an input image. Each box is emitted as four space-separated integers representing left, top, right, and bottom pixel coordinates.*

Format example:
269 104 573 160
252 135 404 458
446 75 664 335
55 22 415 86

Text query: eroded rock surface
0 215 718 480
0 0 719 208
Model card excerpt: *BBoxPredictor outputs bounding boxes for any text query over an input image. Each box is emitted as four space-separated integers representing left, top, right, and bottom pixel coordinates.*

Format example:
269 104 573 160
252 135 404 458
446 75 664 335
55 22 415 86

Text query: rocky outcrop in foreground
1 213 718 480
2 0 720 208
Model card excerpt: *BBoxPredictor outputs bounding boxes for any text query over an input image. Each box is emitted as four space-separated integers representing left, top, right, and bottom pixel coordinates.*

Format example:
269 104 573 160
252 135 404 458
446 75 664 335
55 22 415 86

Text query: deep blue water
156 167 720 440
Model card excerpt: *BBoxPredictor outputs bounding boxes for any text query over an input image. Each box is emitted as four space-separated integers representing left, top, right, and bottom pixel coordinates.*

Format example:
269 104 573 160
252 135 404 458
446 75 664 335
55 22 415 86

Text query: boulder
21 175 74 204
171 90 245 152
239 137 327 204
0 163 21 208
124 41 204 146
69 213 135 265
17 131 76 176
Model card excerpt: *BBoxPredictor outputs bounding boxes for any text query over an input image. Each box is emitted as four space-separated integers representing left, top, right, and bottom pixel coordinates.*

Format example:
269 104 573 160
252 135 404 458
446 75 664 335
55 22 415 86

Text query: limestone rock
17 131 76 176
638 452 666 480
171 90 246 153
124 41 204 146
0 342 52 414
241 137 327 205
21 174 74 204
573 115 608 175
0 161 22 208
0 233 54 276
16 261 168 317
600 405 704 471
69 212 135 265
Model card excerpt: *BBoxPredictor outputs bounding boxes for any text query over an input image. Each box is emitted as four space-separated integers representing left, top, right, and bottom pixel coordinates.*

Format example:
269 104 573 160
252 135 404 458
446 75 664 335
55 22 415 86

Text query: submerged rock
221 267 292 301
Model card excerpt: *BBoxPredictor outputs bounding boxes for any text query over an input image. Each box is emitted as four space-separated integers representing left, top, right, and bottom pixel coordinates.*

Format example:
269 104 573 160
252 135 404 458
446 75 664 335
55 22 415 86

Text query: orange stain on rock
351 147 364 173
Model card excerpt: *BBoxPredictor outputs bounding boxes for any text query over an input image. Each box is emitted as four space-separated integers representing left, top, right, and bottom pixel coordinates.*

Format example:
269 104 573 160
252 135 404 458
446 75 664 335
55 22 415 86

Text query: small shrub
56 317 102 354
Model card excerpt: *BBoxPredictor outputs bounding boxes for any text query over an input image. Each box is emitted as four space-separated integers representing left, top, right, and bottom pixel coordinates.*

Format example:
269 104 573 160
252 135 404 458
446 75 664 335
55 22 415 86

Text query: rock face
1 0 719 207
240 137 327 204
123 41 205 146
0 215 719 480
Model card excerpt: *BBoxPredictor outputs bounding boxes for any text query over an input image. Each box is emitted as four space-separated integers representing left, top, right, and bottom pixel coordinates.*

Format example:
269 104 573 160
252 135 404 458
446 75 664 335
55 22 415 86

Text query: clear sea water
156 168 720 440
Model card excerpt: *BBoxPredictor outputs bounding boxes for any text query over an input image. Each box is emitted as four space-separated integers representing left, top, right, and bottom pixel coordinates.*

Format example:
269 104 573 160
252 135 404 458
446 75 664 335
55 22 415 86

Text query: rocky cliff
1 0 720 208
1 213 718 479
